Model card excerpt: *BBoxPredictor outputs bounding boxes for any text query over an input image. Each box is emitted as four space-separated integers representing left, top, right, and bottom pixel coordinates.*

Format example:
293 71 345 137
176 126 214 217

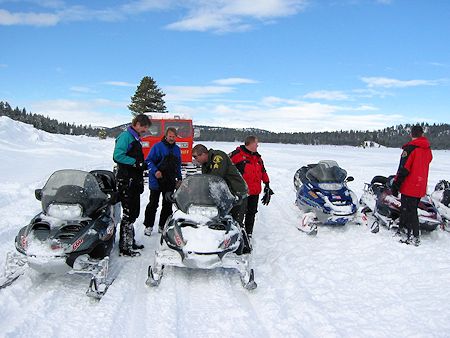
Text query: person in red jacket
392 125 433 246
229 135 273 238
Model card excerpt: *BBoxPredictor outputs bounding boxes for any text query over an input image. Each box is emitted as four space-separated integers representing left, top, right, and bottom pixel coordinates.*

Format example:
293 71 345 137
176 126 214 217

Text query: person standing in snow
192 144 252 253
113 114 151 256
143 127 182 235
229 135 273 240
392 125 433 246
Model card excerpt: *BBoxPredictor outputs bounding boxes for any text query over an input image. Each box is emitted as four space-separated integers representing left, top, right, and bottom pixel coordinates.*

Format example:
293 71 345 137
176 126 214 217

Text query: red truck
141 113 198 176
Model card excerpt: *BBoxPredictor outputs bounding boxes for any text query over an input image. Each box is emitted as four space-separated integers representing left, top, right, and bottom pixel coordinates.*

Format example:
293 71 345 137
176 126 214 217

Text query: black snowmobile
360 175 442 233
146 174 256 290
0 169 121 299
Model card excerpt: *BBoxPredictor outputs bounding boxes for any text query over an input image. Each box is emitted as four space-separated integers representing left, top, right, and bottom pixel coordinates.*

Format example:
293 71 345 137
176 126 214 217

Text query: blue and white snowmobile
294 160 358 235
0 169 121 299
146 174 256 290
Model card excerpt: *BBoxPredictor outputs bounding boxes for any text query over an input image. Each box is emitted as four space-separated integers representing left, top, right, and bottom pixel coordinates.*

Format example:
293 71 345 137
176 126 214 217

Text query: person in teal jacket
113 114 151 256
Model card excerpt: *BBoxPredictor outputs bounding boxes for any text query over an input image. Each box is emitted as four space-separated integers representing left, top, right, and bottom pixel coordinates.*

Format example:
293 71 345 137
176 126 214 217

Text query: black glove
134 161 147 170
261 184 274 205
391 181 400 197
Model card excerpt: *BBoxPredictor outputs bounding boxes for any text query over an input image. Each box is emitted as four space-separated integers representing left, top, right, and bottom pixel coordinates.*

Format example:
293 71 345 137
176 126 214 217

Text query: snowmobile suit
394 136 432 198
113 126 146 252
201 149 249 251
230 145 270 235
394 136 432 238
144 139 182 231
201 149 248 198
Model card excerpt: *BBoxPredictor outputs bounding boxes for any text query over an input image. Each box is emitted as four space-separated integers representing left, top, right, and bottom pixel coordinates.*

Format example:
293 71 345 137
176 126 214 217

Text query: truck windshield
165 121 192 138
142 121 162 137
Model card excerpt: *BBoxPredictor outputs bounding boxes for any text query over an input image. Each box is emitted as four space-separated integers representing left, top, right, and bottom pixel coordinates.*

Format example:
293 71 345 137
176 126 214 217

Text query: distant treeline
0 101 101 137
1 101 449 149
195 123 450 150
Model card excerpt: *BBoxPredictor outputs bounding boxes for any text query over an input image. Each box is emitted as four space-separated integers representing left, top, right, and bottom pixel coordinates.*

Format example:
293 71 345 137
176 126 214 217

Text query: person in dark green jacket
113 114 151 256
192 144 248 199
192 144 251 254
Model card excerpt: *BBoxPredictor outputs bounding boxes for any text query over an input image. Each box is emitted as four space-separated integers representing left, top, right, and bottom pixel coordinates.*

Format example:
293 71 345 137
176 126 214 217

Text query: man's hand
261 183 274 205
155 171 163 179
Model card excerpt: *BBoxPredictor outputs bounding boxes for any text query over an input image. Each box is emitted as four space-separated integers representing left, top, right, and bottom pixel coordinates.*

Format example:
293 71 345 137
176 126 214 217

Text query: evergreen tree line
195 123 450 150
1 100 448 149
0 101 101 136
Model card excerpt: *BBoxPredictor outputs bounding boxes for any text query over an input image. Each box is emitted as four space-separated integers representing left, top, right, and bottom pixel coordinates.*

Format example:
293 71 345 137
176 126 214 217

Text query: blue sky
0 0 449 132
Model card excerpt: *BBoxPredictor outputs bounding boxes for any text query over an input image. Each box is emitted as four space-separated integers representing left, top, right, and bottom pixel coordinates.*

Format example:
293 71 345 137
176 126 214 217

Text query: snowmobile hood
403 136 430 150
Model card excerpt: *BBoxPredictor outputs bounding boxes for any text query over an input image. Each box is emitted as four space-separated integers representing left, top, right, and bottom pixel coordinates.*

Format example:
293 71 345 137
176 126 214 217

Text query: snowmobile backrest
370 175 388 187
443 190 450 207
90 170 117 193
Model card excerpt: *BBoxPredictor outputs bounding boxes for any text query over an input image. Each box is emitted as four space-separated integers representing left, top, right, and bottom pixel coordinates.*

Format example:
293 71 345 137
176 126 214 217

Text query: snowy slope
1 117 450 338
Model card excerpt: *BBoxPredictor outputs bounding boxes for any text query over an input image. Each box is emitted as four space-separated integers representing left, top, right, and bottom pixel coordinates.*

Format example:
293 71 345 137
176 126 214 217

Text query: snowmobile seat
90 170 117 193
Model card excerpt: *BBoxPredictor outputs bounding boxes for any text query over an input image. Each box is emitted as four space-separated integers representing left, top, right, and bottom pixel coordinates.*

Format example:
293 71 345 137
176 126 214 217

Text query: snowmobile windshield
40 169 108 217
306 160 347 184
174 174 235 217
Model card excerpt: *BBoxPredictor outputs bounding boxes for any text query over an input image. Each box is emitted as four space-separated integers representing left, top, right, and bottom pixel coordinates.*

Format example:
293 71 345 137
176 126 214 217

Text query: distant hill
194 124 450 150
2 101 449 149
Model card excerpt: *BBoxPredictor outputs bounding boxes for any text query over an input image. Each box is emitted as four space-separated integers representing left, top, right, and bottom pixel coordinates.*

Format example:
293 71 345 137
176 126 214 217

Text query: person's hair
411 125 424 138
192 144 208 155
165 127 178 137
244 135 258 146
132 114 151 127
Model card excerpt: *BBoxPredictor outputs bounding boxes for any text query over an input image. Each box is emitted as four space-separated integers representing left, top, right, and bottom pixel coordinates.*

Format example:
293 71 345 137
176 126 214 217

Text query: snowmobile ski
0 252 27 289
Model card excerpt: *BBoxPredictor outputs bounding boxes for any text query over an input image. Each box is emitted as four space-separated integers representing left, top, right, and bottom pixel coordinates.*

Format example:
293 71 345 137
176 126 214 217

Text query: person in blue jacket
113 114 151 256
143 127 182 235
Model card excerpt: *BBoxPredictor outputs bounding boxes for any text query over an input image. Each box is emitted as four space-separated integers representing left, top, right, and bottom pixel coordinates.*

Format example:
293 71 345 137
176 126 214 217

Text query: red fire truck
141 113 198 176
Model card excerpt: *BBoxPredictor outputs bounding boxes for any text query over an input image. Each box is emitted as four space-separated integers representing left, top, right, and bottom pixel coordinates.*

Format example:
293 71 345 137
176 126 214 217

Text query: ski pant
243 194 259 236
399 194 420 237
144 189 174 231
231 196 247 227
117 178 141 250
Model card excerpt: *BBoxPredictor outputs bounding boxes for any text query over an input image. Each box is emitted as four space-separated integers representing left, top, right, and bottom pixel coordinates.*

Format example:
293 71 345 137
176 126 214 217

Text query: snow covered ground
1 116 450 338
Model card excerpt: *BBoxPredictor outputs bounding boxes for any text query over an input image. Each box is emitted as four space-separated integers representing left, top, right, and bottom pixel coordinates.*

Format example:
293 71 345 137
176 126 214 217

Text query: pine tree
128 76 167 115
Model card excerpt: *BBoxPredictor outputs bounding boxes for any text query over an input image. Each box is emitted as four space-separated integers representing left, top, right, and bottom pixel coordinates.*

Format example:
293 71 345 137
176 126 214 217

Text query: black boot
119 221 140 256
119 248 141 257
132 241 144 250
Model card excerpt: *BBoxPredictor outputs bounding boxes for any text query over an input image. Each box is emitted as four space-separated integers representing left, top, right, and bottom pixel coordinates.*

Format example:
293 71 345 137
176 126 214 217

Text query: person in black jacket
113 114 151 256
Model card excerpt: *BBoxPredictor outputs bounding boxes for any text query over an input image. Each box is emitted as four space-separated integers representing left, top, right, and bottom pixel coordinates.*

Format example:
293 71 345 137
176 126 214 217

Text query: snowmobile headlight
187 205 219 218
48 203 83 219
318 183 343 191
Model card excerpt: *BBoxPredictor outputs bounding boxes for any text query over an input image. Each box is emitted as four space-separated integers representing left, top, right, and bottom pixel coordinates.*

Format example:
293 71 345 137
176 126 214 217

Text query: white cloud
0 9 59 26
171 95 397 132
361 76 439 88
30 99 130 127
212 77 258 85
166 0 308 32
70 86 96 94
0 63 8 68
102 81 137 87
0 0 307 31
165 85 234 101
304 90 349 101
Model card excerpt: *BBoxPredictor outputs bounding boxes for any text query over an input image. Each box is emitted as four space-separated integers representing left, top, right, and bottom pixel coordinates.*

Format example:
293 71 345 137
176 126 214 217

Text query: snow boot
132 241 144 250
119 221 140 256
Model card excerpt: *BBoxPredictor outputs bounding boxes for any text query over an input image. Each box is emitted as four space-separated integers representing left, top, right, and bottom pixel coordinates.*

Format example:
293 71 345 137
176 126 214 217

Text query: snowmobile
430 180 450 231
293 160 358 235
146 174 256 290
0 169 121 299
359 175 442 233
